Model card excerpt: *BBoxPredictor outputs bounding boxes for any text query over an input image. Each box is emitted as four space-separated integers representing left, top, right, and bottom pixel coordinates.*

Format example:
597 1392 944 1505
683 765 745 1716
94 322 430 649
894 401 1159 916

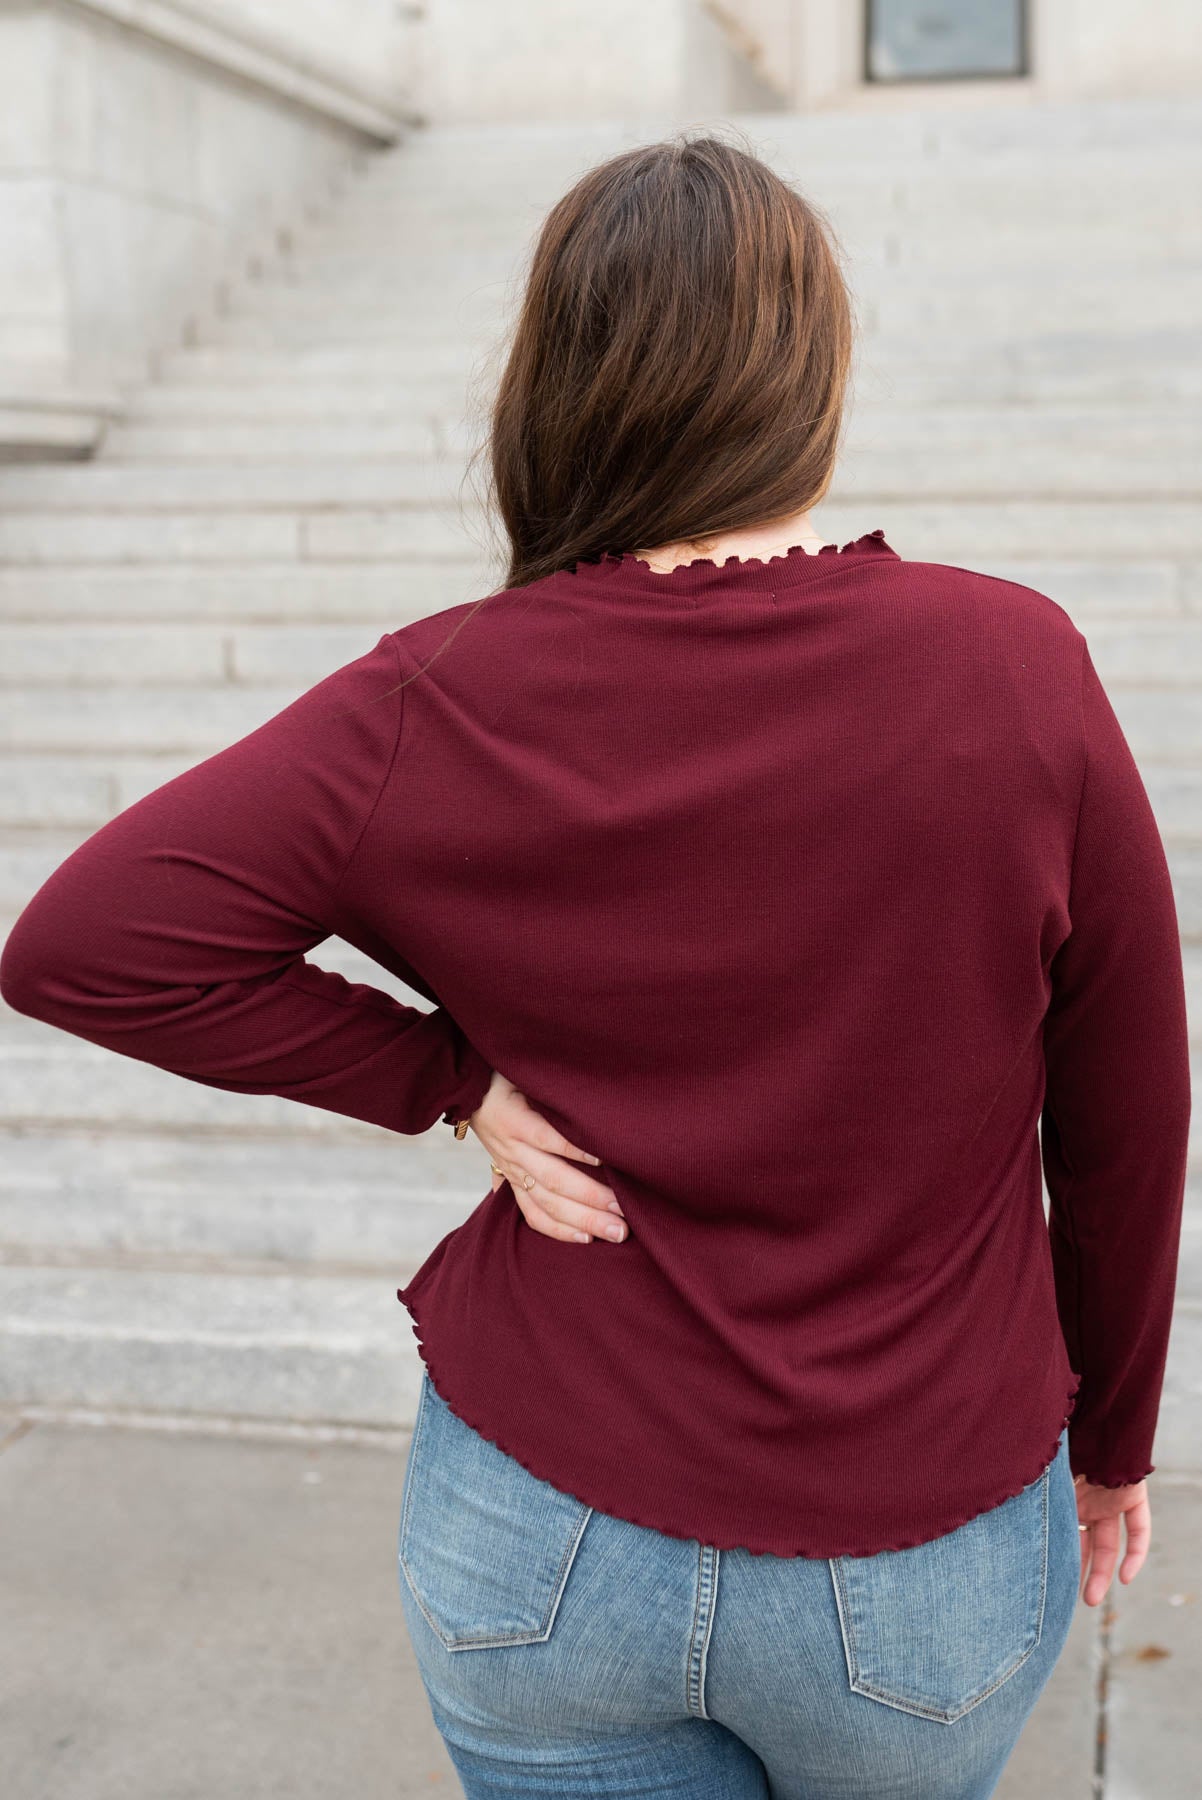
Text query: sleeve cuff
439 1030 494 1130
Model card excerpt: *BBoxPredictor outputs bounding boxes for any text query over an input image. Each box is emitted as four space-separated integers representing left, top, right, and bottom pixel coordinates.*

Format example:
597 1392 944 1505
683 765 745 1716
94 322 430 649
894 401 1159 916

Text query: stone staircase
1 96 1199 1452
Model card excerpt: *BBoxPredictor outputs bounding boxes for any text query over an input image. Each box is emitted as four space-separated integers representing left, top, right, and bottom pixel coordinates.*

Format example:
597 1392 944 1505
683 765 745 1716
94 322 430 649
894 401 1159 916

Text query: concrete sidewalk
1 1409 1196 1799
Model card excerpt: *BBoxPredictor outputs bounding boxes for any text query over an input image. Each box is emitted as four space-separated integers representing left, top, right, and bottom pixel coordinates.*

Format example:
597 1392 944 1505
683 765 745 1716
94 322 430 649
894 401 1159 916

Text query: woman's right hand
464 1069 629 1245
1074 1474 1151 1606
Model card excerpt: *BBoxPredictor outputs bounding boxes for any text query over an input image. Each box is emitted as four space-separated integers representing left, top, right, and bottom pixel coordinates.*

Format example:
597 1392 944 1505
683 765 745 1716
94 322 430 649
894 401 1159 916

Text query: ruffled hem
395 1289 1086 1560
588 527 893 582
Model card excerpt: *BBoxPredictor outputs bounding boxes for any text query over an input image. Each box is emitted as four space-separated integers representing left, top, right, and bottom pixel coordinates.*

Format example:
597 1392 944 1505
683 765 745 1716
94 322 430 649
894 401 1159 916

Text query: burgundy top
0 529 1190 1556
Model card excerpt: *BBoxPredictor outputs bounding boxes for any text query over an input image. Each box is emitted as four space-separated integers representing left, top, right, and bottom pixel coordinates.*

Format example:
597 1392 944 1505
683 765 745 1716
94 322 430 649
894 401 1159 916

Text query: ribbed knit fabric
0 529 1190 1556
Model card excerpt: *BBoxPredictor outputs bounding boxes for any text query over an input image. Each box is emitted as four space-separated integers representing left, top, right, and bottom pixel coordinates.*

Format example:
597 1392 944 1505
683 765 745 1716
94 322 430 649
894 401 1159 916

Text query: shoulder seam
905 560 1081 628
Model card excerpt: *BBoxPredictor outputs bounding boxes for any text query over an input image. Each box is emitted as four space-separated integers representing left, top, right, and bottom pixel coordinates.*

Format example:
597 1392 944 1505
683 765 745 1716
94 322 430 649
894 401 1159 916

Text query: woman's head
477 128 855 591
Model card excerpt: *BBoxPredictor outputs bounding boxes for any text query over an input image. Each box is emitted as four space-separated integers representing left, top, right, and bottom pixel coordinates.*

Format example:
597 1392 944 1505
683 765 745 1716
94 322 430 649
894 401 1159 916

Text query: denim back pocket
399 1368 594 1653
828 1447 1055 1724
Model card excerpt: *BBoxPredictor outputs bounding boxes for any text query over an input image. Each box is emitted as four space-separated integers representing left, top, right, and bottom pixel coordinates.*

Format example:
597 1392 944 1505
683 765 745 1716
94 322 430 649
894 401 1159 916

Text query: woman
0 133 1190 1798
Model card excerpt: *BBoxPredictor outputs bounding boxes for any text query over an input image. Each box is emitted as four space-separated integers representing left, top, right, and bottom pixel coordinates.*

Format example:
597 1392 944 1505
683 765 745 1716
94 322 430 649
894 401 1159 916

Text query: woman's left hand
1074 1473 1152 1606
466 1069 629 1245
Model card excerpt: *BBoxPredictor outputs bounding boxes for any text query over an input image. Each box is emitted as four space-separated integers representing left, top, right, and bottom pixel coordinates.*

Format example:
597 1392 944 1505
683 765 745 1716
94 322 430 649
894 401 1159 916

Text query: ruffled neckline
568 528 899 598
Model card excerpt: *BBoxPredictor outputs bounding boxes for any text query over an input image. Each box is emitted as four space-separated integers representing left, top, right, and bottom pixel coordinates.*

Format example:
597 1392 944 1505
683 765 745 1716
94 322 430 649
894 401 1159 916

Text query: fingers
1096 1526 1124 1605
520 1137 619 1206
488 1133 624 1241
509 1149 627 1242
515 1190 628 1244
1076 1491 1153 1605
1081 1516 1121 1606
475 1088 619 1244
1117 1499 1151 1585
489 1148 627 1243
509 1103 604 1169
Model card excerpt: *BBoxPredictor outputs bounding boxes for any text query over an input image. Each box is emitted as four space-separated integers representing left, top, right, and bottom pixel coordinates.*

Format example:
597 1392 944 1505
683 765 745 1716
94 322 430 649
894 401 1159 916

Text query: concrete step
0 1127 485 1269
0 461 471 510
829 500 1202 561
0 1264 422 1426
34 499 1184 566
284 184 1202 254
20 497 1168 575
129 356 1202 410
136 331 1202 411
197 300 505 347
865 274 1202 339
1181 945 1202 1022
318 215 1196 290
0 563 489 621
889 93 1202 156
0 621 407 689
304 171 1202 240
349 102 1202 183
831 328 1202 407
0 529 1194 622
0 685 392 755
156 328 1202 386
855 359 1202 408
1 1259 1197 1441
284 222 1198 282
126 381 479 420
79 413 1202 502
152 342 479 381
8 418 1202 501
1070 622 1202 685
254 231 1202 309
878 217 1199 267
826 441 1202 500
0 507 479 565
337 130 1202 203
198 305 1202 360
221 275 514 316
100 420 445 461
210 269 1202 340
0 760 117 828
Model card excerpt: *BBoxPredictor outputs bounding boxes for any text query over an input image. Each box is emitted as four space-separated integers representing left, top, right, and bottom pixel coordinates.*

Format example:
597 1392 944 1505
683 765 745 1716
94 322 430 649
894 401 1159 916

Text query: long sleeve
1041 638 1192 1487
0 631 494 1137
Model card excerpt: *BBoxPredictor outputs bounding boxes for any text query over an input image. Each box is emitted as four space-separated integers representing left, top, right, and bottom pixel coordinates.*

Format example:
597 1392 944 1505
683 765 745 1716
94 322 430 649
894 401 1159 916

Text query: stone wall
411 0 784 125
0 0 416 457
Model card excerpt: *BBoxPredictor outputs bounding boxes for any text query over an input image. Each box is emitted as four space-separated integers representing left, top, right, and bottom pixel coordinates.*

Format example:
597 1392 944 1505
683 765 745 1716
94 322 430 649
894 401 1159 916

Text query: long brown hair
470 126 856 593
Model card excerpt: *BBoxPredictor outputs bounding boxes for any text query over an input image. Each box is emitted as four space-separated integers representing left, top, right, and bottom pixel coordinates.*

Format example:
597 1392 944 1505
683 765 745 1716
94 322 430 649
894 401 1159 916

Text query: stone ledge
0 385 126 462
60 0 414 141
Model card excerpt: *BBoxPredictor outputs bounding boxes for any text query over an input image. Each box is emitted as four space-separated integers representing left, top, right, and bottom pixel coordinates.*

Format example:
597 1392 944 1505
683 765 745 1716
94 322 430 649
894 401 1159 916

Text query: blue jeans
397 1367 1080 1798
